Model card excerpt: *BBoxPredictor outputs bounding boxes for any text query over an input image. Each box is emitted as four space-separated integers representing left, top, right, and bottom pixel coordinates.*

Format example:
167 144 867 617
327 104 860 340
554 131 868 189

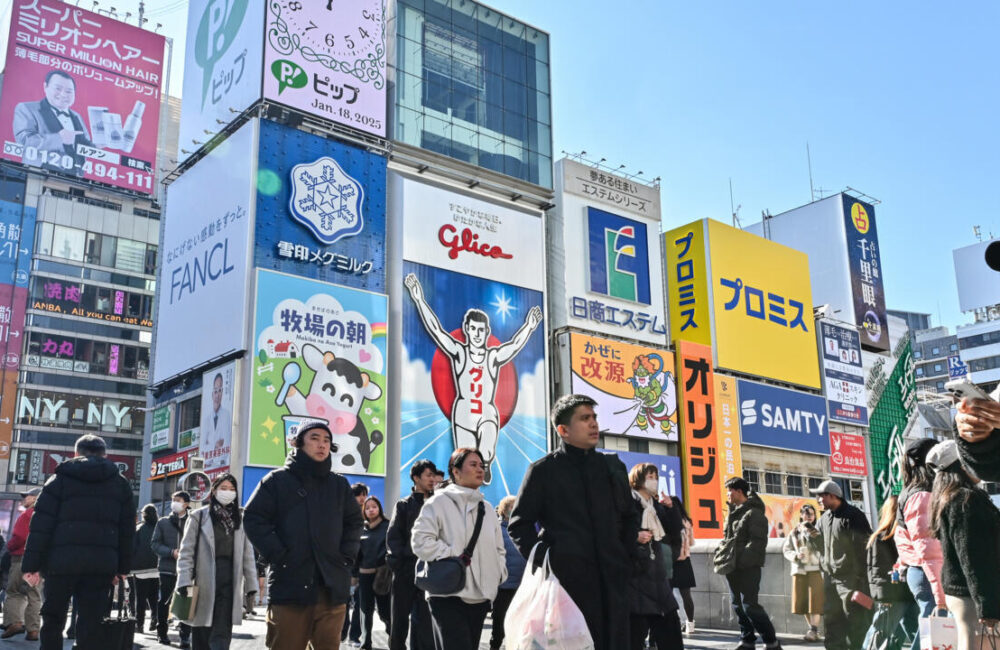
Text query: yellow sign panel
713 373 743 512
706 219 820 388
664 222 711 346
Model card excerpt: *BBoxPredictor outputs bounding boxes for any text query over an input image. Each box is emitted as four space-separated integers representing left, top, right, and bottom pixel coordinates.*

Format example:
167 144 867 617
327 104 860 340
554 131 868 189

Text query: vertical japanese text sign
842 196 889 352
664 222 710 347
713 374 743 509
676 340 722 537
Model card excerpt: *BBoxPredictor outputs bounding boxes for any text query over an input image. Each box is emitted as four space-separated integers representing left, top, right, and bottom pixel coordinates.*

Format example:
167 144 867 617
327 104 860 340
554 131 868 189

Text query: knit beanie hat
295 421 332 448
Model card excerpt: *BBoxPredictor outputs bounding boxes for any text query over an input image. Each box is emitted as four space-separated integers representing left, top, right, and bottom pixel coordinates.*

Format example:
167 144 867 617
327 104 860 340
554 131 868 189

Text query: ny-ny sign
18 395 131 429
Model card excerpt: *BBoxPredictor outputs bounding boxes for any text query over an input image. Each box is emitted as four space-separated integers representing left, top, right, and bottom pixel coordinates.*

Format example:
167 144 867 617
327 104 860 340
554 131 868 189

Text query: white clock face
278 0 382 59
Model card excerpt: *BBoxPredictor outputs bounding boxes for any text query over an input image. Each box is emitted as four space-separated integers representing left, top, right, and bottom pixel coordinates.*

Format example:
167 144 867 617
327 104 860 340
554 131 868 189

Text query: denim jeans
863 601 919 650
906 567 945 650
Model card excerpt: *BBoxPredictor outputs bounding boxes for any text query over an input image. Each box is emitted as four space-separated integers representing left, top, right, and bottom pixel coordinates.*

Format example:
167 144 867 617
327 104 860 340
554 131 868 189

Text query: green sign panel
868 337 917 507
178 427 199 451
150 406 172 452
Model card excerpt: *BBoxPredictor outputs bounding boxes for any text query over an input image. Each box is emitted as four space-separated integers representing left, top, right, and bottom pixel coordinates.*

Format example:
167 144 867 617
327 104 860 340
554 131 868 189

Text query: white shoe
804 629 819 642
685 620 696 636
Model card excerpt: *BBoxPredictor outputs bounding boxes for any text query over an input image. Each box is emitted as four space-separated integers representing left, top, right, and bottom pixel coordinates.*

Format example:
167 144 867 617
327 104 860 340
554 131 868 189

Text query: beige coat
176 506 257 628
411 484 507 603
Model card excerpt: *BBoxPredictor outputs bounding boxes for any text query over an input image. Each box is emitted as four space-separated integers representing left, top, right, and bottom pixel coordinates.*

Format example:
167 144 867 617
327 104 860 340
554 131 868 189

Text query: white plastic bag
504 546 595 650
919 614 958 650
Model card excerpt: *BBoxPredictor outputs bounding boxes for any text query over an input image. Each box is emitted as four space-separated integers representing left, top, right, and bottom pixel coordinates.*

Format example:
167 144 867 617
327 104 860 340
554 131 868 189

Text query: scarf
210 499 238 537
634 490 666 542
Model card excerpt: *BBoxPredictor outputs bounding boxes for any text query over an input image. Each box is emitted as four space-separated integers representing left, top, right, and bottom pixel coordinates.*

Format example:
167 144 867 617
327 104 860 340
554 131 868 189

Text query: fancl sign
737 379 830 455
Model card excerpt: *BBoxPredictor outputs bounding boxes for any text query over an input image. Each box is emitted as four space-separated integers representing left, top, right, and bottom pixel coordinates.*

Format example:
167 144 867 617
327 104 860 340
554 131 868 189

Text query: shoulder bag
100 578 136 649
415 501 485 595
169 511 202 620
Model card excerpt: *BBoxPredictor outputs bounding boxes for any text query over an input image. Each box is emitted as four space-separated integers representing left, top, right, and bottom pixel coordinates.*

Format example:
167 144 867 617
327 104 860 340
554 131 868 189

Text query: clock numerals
343 34 355 50
305 20 317 32
362 9 378 22
358 26 370 40
325 33 335 47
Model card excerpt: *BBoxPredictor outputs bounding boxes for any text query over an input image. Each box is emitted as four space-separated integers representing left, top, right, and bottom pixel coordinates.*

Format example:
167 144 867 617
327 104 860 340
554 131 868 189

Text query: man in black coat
811 479 873 650
385 459 438 650
151 490 192 647
245 421 364 649
21 434 133 650
509 394 640 650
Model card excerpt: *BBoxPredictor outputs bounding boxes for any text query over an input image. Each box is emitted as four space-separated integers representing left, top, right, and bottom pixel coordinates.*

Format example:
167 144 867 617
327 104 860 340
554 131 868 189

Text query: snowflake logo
287 157 365 245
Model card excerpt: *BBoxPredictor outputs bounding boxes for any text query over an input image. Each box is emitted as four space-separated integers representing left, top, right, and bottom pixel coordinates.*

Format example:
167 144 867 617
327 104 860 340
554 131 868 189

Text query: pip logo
587 207 651 304
288 157 365 245
740 399 757 425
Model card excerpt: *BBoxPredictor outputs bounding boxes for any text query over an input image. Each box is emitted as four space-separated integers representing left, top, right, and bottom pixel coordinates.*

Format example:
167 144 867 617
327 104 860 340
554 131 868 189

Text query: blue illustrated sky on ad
28 0 999 330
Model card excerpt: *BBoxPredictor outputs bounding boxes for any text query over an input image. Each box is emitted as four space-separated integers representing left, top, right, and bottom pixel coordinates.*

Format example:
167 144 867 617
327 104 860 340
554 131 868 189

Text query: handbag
373 564 392 596
414 501 485 595
169 511 202 621
100 579 135 649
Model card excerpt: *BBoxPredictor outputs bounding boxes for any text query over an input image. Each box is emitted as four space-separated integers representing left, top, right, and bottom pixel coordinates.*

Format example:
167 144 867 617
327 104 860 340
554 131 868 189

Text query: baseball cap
808 479 843 499
20 487 41 498
925 440 961 472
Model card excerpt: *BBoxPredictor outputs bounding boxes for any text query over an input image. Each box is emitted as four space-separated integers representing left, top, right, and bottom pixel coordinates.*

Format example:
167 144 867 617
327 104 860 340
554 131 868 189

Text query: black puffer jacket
714 493 768 574
628 494 682 617
244 450 363 606
818 500 871 594
936 485 1000 619
132 519 159 572
358 518 388 570
867 535 912 602
386 490 427 573
21 455 134 576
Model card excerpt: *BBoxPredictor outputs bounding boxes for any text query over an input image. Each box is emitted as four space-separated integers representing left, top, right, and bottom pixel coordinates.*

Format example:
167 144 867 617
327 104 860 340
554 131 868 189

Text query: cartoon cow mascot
283 343 384 472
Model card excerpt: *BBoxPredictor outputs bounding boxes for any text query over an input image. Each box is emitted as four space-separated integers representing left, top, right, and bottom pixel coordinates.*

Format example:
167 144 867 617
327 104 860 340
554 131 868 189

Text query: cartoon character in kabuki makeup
628 354 676 434
283 343 384 472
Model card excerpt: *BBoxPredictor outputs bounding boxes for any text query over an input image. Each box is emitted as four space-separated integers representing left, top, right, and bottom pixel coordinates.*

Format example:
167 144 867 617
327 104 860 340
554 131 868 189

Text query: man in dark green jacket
713 477 781 650
811 479 873 650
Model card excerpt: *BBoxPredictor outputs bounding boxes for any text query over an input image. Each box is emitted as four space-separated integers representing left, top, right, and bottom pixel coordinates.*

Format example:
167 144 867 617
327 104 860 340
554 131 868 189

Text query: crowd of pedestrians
1 390 999 650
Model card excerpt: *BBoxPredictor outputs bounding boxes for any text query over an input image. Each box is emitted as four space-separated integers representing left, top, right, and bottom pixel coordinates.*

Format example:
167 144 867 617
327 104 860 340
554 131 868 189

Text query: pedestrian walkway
0 613 825 649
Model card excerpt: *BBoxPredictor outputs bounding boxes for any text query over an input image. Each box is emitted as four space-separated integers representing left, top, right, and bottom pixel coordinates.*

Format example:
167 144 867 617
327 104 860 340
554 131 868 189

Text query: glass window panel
536 155 552 188
531 122 552 157
451 124 478 153
35 222 53 255
115 238 146 273
398 36 423 74
100 234 116 267
532 60 550 95
503 47 527 85
394 106 423 145
422 73 451 113
478 9 503 45
479 37 503 76
503 79 527 115
764 472 783 495
534 90 551 125
503 111 527 142
745 469 761 493
84 232 101 265
526 29 548 64
51 225 85 261
144 245 157 275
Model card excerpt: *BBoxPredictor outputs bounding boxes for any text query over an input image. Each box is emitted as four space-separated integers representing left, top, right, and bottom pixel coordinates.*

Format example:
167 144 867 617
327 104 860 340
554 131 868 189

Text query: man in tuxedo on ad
12 70 94 175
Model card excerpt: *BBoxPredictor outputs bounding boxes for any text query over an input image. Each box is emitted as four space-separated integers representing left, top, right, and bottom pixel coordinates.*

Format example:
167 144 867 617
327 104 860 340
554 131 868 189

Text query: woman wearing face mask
176 474 258 650
357 496 392 650
627 462 684 650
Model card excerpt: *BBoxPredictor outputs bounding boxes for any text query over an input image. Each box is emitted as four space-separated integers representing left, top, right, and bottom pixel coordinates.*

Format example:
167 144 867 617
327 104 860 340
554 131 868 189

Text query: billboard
707 220 820 389
551 160 666 343
664 222 711 347
819 320 869 426
948 354 969 379
599 449 683 500
248 270 387 476
179 0 265 159
201 360 237 475
150 405 172 452
713 374 743 499
759 494 820 539
868 335 917 507
255 119 386 291
263 0 386 137
396 174 547 506
953 239 1000 313
676 341 722 538
842 196 889 352
0 199 35 460
154 120 255 383
0 0 165 194
829 430 867 476
148 449 196 481
737 379 829 456
568 332 677 441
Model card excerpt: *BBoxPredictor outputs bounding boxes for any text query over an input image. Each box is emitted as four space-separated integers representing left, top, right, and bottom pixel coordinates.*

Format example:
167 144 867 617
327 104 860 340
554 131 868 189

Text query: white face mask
215 490 237 506
170 501 186 515
644 478 659 495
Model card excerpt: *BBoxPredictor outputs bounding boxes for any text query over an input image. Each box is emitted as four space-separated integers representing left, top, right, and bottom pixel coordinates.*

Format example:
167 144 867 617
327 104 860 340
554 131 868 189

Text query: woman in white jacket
781 504 824 642
411 447 507 650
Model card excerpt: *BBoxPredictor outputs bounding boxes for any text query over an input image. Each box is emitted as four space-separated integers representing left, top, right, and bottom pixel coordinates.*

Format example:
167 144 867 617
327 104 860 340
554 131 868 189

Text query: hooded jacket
935 484 1000 620
21 455 134 576
782 522 823 575
411 484 507 603
244 449 364 606
867 534 913 603
893 489 946 606
132 516 160 574
152 511 189 575
817 499 872 593
714 492 768 575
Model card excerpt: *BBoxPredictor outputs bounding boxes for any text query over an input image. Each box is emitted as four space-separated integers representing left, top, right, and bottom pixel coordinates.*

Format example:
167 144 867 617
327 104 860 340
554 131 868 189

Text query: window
913 350 922 359
744 469 760 493
764 471 783 494
786 474 804 496
936 381 945 391
51 225 85 261
950 343 959 352
916 367 924 377
178 397 201 432
115 238 146 274
627 438 649 453
932 347 940 356
933 363 942 373
808 477 824 492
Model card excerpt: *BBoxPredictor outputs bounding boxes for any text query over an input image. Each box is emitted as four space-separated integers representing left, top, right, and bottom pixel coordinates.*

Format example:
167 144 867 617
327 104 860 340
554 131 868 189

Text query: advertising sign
707 220 820 389
0 199 35 460
953 239 1000 313
714 374 743 499
737 379 829 455
30 276 153 328
842 196 889 352
0 0 165 194
829 430 867 476
148 449 194 480
14 448 43 485
868 335 917 506
0 199 35 287
397 174 547 506
154 120 255 383
598 449 683 499
560 158 660 217
38 451 139 489
819 320 869 426
178 427 199 450
948 354 969 379
248 270 388 476
150 405 172 452
759 494 820 539
664 222 711 347
569 333 677 441
179 0 265 159
255 119 386 291
263 0 386 137
201 360 236 474
676 341 722 537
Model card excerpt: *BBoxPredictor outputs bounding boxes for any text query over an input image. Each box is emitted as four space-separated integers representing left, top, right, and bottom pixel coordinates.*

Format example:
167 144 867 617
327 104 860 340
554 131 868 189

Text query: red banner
829 430 868 476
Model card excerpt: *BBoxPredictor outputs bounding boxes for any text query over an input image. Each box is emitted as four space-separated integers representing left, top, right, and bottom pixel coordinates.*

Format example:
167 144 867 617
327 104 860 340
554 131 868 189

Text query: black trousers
131 577 159 630
630 611 684 650
39 573 112 650
157 573 191 641
725 566 777 645
359 572 391 649
342 584 361 641
489 588 516 650
427 597 490 650
389 565 433 650
191 557 234 650
823 579 874 650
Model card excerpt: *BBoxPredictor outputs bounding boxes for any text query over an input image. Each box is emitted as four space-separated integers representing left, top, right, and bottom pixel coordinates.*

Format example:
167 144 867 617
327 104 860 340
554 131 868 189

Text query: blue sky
13 0 997 330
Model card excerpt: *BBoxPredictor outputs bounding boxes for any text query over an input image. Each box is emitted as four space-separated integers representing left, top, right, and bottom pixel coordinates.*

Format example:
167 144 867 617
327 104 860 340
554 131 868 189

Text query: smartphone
945 379 992 402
